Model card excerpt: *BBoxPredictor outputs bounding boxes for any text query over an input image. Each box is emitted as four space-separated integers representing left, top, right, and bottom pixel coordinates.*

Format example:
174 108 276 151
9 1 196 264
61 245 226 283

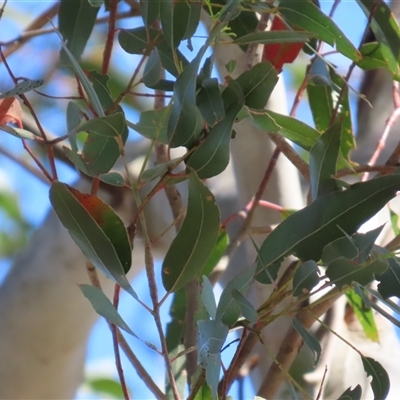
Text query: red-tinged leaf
50 182 135 297
0 97 22 127
262 17 303 73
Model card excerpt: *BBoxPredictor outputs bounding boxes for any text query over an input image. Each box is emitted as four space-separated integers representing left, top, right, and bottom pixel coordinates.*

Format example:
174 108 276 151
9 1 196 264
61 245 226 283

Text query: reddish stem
102 0 119 75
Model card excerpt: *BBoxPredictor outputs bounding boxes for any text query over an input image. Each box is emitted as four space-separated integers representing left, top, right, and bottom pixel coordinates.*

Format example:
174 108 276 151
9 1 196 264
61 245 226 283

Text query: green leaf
322 236 359 265
173 0 203 46
361 356 390 400
292 318 321 366
250 110 321 150
307 82 333 133
201 229 229 277
348 286 379 342
186 81 244 178
197 319 229 399
80 284 134 335
66 101 84 132
85 377 124 399
49 182 135 297
309 123 342 201
162 173 220 292
67 113 126 176
143 48 163 88
0 125 37 141
98 172 125 187
168 22 226 148
233 30 313 45
59 0 99 61
235 61 278 109
337 385 362 400
87 71 114 111
141 159 179 183
231 289 258 323
0 78 44 99
201 276 217 320
326 257 387 289
358 42 400 80
376 253 400 298
60 40 104 117
216 264 257 326
357 0 400 64
196 78 225 126
352 226 384 263
279 0 361 61
159 0 174 48
130 105 171 144
140 0 160 27
256 173 400 283
293 260 320 296
165 288 187 399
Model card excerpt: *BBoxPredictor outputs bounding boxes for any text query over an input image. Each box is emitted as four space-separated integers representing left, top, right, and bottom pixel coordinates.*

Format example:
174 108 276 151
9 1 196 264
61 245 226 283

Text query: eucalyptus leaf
292 318 321 366
201 276 217 320
49 182 135 297
337 385 362 400
293 260 320 296
162 173 220 292
361 356 390 400
256 173 400 283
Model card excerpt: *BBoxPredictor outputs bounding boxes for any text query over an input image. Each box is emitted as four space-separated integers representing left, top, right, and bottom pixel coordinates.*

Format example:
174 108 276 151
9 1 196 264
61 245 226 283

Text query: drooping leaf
231 289 258 323
307 82 333 133
66 101 84 132
186 81 244 178
79 284 134 335
197 319 229 399
173 0 203 46
216 264 257 326
235 61 278 109
361 356 390 400
167 22 226 148
326 257 387 289
337 385 362 400
256 173 400 283
87 71 114 111
196 78 225 126
201 276 217 320
99 172 125 187
162 173 220 292
250 109 321 150
346 288 379 342
279 0 361 61
49 182 135 297
143 48 163 88
293 260 320 296
309 122 342 201
59 0 100 61
292 318 321 366
60 40 104 117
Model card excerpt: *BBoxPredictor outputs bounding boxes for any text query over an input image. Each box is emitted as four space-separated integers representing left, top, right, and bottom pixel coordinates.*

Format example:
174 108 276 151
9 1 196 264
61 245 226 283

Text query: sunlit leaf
279 0 361 61
162 173 220 292
250 109 321 150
